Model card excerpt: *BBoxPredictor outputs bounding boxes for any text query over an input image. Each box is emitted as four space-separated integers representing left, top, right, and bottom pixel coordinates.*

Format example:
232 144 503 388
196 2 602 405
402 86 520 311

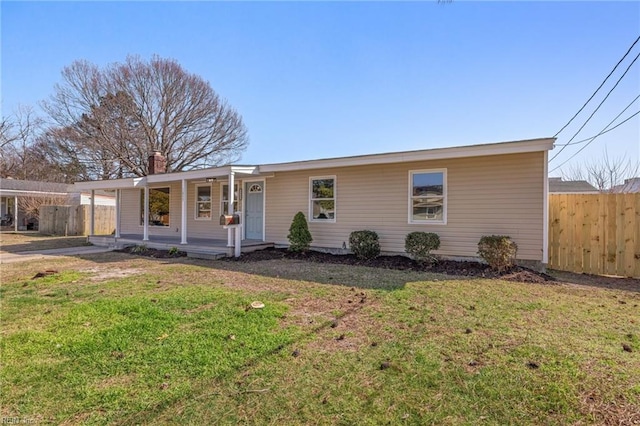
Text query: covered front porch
89 234 274 259
76 164 272 258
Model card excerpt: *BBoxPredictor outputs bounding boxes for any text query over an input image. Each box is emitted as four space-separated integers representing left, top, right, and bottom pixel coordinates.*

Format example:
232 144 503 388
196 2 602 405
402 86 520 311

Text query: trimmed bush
405 232 441 263
287 212 313 252
477 235 518 272
349 230 380 260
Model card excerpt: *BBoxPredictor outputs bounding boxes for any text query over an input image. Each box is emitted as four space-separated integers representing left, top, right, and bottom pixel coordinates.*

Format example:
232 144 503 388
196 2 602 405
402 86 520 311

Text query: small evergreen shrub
287 212 313 252
349 230 380 260
168 247 180 256
405 232 441 263
477 235 518 272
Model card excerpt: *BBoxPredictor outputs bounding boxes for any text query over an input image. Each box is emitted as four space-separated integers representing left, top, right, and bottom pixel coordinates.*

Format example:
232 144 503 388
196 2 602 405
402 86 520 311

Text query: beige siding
119 182 227 240
265 151 545 261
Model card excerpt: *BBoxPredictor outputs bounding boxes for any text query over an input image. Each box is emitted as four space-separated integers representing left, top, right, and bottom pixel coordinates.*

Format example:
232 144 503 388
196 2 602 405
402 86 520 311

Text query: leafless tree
0 106 50 179
18 192 70 225
42 55 249 179
561 149 639 192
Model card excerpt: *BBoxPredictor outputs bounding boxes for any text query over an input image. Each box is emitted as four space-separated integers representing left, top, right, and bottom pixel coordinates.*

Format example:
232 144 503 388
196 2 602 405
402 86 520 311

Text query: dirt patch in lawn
79 266 145 281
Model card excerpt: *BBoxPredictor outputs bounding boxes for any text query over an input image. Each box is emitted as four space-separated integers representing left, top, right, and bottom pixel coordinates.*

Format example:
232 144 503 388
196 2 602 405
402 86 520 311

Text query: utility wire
553 35 640 138
549 49 640 163
554 94 640 146
549 108 640 173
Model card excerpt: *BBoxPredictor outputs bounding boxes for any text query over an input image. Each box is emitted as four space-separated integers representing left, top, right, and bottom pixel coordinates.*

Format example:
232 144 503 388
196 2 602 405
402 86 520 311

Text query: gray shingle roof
548 178 598 193
0 178 72 193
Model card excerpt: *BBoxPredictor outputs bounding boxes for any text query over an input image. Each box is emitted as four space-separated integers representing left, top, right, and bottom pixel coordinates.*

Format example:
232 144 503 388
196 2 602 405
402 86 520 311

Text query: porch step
186 249 227 260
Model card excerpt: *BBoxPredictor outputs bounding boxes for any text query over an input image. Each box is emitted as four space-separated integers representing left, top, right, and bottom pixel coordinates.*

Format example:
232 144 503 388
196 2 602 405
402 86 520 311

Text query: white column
542 150 549 266
181 179 188 244
90 190 96 236
13 196 18 232
115 189 121 238
143 187 149 241
227 171 235 249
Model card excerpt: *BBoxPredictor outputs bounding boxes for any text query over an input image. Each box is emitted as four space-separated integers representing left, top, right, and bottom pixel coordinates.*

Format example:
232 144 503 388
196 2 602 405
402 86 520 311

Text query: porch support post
542 150 549 266
227 171 238 256
114 189 121 238
181 179 188 244
90 190 96 236
143 186 149 241
13 196 18 232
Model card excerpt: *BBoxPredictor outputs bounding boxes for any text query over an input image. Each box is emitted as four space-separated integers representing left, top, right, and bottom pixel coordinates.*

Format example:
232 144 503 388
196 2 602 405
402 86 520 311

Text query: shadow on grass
74 250 484 292
0 233 90 253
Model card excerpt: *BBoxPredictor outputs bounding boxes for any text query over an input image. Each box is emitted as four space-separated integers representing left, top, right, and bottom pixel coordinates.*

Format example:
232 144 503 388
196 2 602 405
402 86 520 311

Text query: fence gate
548 193 640 278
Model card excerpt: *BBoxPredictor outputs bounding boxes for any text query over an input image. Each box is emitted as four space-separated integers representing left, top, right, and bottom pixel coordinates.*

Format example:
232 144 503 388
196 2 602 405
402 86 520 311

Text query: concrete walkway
0 246 114 264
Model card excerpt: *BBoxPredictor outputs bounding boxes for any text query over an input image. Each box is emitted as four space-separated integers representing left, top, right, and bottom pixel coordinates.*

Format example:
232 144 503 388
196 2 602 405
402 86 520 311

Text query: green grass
1 253 639 425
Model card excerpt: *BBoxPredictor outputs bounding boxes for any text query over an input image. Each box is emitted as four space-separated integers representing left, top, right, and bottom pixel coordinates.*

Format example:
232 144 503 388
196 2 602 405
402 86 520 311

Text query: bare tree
42 55 249 179
561 149 640 192
18 192 71 227
0 106 51 179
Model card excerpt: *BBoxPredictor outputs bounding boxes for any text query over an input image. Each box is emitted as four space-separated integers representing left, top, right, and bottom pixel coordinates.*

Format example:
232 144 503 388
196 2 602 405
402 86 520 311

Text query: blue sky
2 1 639 176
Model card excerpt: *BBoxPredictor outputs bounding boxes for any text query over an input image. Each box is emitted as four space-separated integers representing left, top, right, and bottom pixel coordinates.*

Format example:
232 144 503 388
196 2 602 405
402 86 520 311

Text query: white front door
244 181 264 240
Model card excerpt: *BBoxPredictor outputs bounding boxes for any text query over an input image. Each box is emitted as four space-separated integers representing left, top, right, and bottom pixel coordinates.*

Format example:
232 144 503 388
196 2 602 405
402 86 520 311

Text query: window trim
309 175 337 223
408 169 447 225
140 186 172 227
194 183 212 221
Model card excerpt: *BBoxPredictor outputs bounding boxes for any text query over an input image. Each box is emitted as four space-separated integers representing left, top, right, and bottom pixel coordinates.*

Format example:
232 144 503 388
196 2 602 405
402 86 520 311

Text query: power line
549 49 640 163
549 108 640 173
553 35 640 139
554 94 640 146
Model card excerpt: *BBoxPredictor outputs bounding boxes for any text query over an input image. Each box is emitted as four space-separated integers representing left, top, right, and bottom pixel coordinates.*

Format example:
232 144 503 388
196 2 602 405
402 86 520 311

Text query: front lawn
1 251 638 425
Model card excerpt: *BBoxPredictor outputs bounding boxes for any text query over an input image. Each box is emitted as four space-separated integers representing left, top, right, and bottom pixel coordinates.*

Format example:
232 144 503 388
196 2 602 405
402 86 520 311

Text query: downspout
181 179 188 244
542 150 549 266
143 186 149 241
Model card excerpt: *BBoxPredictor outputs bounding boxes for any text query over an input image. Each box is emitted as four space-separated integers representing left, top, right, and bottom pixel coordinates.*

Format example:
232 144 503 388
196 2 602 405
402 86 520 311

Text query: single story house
548 177 599 193
611 177 640 193
0 178 115 231
74 137 555 267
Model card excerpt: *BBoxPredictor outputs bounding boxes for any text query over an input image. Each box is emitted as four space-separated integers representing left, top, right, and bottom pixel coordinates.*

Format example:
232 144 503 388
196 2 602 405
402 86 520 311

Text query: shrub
168 247 180 256
287 212 313 252
477 235 518 272
405 232 441 263
131 244 148 254
349 230 380 260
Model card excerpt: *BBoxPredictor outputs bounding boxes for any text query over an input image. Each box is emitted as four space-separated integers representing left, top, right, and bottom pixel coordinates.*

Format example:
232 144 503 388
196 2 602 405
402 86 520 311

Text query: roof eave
259 137 555 173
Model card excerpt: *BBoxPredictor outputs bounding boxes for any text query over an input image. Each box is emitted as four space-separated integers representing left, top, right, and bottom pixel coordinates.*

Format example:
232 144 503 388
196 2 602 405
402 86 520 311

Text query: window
140 187 170 226
310 176 336 222
409 170 446 224
221 183 240 215
195 185 211 219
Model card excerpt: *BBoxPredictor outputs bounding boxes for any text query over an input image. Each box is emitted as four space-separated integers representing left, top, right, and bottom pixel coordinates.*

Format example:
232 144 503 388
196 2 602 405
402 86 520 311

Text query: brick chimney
148 152 166 175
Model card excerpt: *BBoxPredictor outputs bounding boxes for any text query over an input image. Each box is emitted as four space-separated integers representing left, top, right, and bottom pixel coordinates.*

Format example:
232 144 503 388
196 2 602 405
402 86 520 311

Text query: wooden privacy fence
39 205 115 236
549 193 640 278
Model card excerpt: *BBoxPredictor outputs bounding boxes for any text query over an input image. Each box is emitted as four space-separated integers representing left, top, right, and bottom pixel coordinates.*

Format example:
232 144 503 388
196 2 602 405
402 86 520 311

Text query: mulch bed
223 247 555 283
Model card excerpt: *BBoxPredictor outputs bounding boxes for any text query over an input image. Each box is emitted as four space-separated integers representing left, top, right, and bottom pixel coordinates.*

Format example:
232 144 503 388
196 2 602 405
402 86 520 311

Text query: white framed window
220 183 240 215
195 184 212 220
409 169 446 224
310 176 336 222
140 187 171 227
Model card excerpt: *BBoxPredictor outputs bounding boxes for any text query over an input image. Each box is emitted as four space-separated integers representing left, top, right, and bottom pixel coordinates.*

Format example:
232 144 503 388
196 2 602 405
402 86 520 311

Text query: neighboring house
548 177 599 193
74 137 555 267
0 178 115 231
611 177 640 193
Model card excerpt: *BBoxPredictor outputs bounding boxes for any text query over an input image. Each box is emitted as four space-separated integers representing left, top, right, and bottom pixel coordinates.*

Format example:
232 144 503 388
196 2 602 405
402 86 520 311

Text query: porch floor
88 234 274 259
